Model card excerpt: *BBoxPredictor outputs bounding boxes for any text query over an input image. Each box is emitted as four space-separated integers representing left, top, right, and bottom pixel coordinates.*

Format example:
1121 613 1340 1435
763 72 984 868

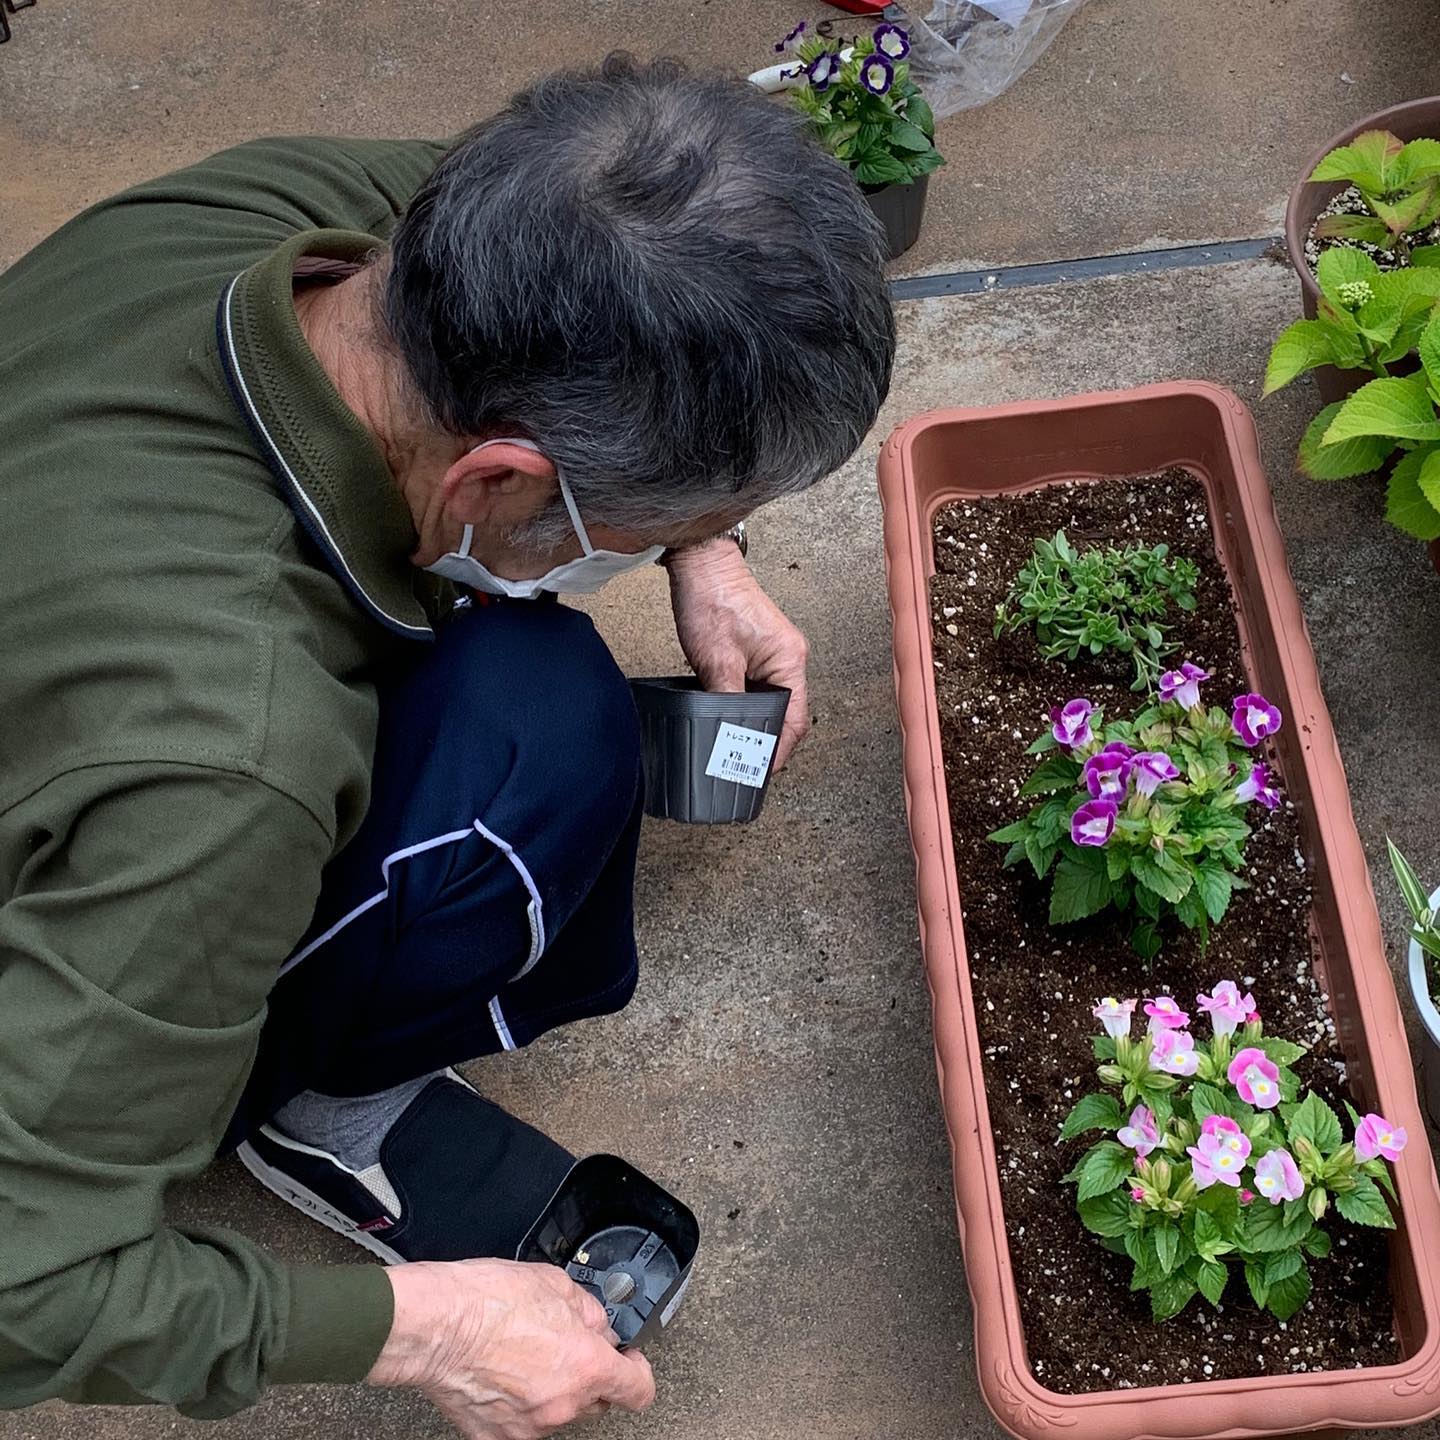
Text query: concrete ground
4 1 1440 1438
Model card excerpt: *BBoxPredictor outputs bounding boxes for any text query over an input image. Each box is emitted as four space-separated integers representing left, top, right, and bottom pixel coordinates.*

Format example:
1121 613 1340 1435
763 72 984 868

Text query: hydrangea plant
988 666 1283 958
776 22 945 190
1309 130 1440 265
1064 986 1406 1322
992 531 1199 692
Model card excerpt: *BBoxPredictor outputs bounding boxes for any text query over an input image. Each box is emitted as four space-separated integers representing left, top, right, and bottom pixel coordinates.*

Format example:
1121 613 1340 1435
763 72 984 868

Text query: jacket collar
217 229 447 641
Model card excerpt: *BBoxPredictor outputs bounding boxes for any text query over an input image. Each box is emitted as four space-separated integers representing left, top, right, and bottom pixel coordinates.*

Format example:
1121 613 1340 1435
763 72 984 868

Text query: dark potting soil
929 469 1399 1393
1304 182 1440 275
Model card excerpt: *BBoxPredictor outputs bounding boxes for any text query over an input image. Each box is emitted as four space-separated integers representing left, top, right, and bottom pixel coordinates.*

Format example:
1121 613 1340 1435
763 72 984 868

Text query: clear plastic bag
896 0 1090 118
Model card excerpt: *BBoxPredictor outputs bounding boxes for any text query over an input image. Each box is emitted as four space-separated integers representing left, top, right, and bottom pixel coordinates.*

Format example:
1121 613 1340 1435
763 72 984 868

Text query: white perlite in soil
1304 184 1440 276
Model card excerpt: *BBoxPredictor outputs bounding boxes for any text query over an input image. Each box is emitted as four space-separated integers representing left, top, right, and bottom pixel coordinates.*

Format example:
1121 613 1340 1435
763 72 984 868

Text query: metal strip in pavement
889 237 1282 301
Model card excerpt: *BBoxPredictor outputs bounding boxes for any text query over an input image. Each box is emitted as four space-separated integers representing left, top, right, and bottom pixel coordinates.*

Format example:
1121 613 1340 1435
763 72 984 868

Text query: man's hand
370 1259 656 1439
665 539 811 770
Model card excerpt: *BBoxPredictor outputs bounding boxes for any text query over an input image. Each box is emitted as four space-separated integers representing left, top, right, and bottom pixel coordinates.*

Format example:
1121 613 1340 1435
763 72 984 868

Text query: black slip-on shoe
236 1069 574 1263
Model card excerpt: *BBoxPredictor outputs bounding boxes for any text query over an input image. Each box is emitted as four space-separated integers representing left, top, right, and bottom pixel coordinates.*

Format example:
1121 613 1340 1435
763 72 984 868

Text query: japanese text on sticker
705 723 778 790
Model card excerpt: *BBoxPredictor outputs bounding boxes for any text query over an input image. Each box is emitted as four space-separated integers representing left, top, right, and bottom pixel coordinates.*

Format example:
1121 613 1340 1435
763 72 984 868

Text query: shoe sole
236 1140 405 1265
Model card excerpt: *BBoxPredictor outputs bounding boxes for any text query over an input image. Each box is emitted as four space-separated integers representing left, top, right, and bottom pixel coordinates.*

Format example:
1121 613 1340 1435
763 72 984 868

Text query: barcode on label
704 722 778 790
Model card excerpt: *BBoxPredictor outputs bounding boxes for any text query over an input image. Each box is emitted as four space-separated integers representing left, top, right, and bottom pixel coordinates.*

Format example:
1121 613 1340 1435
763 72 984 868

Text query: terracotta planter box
1283 95 1440 405
878 381 1440 1439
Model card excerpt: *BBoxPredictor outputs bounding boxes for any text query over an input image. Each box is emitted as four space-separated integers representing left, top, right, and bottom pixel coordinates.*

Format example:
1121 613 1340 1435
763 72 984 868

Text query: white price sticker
704 723 778 790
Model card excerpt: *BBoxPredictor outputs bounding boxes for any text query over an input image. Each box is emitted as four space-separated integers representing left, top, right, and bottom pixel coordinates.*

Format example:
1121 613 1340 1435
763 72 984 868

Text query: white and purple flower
1195 979 1256 1038
1144 996 1190 1033
872 22 910 59
859 53 894 95
1354 1112 1408 1163
1092 996 1137 1040
1051 697 1094 751
1253 1148 1305 1203
1149 1028 1201 1076
1200 1113 1252 1160
1234 762 1281 809
1083 746 1133 802
1117 1104 1160 1158
1232 693 1283 748
774 19 807 52
1188 1131 1246 1189
1159 661 1209 710
806 49 842 90
1071 798 1117 847
1132 750 1180 797
1227 1046 1282 1109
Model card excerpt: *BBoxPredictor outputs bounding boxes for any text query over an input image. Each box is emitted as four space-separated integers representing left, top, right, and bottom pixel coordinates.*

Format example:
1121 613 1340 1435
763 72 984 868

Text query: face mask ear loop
458 524 476 559
556 473 596 557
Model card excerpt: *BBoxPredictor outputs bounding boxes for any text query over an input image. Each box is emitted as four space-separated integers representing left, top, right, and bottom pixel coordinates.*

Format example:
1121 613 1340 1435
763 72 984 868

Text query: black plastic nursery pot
865 174 929 260
629 677 790 825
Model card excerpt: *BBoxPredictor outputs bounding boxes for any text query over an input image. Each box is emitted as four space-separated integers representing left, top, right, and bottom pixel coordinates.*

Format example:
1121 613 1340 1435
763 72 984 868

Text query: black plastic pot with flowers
776 21 945 260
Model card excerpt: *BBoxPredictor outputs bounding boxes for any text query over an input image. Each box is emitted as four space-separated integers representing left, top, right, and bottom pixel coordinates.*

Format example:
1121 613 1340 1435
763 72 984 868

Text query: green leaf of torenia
1387 447 1440 540
1302 1227 1332 1258
1334 1174 1396 1228
1150 1271 1199 1322
1154 1225 1180 1276
1061 1092 1125 1140
1020 754 1082 796
1078 1188 1134 1238
1195 863 1234 924
1245 1261 1270 1310
1196 1258 1228 1307
1049 853 1114 926
1243 1200 1302 1252
1257 1036 1308 1068
1265 1261 1312 1322
1132 851 1193 904
1068 1140 1135 1202
1324 376 1440 444
1297 403 1395 480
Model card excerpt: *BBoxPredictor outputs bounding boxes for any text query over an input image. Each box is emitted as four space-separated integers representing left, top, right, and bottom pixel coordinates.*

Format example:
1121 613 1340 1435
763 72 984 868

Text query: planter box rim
878 379 1440 1439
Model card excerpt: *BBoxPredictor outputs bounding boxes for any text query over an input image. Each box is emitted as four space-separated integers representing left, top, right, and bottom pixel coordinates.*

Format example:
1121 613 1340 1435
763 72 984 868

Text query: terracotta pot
1284 96 1440 405
864 174 929 260
878 381 1440 1440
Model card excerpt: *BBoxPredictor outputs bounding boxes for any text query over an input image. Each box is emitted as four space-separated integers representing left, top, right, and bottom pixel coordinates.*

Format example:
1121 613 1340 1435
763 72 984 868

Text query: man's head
384 53 895 561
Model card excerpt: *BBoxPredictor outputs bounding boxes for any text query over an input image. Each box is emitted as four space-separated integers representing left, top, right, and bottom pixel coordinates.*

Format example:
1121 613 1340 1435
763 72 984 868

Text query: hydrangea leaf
1374 183 1439 239
1394 137 1440 187
1418 448 1440 516
1298 404 1395 480
1387 448 1440 540
1412 245 1440 269
1263 320 1346 395
1419 315 1440 390
1061 1092 1125 1140
1314 213 1392 248
1324 376 1440 444
1316 244 1382 299
1309 130 1403 191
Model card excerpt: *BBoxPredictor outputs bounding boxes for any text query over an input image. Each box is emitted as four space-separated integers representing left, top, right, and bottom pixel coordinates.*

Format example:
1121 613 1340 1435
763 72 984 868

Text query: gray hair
385 53 895 544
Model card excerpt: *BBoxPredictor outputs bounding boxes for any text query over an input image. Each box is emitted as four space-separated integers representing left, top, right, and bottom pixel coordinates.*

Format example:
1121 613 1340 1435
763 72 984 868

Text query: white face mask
425 438 665 599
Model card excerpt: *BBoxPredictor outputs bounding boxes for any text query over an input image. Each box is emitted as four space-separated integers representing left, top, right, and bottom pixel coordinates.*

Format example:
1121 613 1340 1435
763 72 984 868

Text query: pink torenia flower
1232 693 1283 747
1083 748 1133 802
1188 1133 1245 1189
1092 996 1136 1040
1117 1105 1160 1158
1196 980 1256 1038
1144 995 1190 1033
1051 698 1094 750
1150 1028 1201 1076
1159 661 1209 709
1228 1046 1282 1109
1239 1188 1256 1206
1235 762 1281 810
1200 1113 1252 1161
1253 1147 1305 1203
1071 798 1117 847
1132 751 1180 797
1130 1186 1145 1202
1354 1113 1408 1163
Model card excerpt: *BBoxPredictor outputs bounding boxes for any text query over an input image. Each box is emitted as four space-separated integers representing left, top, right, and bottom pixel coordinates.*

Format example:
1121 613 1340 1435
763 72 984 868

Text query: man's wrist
658 522 747 568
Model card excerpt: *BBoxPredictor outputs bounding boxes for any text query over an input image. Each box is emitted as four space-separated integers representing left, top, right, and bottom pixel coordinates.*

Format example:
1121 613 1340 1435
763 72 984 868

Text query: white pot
1407 884 1440 1129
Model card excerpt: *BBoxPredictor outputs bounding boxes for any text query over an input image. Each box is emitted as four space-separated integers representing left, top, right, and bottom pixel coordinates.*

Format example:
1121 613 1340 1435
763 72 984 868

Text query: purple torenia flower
1253 1148 1305 1203
1083 748 1132 802
1149 1029 1201 1076
1132 751 1180 797
1071 798 1117 847
859 54 894 94
1232 693 1283 747
1228 1046 1281 1109
1234 762 1281 809
1117 1104 1160 1158
1200 1113 1252 1161
1188 1132 1245 1188
1092 996 1136 1040
872 22 910 59
1196 980 1256 1038
1355 1113 1408 1162
1051 698 1094 750
774 20 806 52
806 50 841 89
1144 995 1190 1033
1159 661 1209 709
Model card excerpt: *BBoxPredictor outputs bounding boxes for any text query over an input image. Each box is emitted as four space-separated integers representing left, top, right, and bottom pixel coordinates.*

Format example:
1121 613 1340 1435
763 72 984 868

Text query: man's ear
441 441 558 526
